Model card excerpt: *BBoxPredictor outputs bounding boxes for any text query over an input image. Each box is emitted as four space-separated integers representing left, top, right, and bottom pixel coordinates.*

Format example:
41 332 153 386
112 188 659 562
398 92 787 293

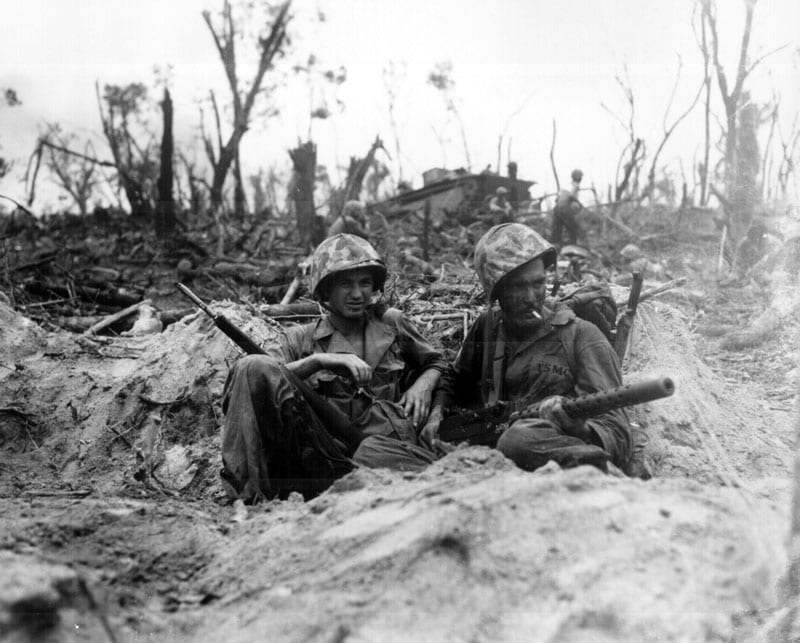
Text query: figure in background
328 200 369 240
551 169 585 246
487 186 514 224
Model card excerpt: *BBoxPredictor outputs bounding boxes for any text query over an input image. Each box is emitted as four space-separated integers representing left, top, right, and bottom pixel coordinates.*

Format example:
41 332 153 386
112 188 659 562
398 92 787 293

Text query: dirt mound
0 301 279 499
1 455 785 642
189 458 784 642
624 300 794 493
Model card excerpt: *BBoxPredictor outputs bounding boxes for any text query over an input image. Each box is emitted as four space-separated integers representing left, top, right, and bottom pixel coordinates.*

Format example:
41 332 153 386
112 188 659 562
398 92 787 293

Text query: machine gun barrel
560 376 674 418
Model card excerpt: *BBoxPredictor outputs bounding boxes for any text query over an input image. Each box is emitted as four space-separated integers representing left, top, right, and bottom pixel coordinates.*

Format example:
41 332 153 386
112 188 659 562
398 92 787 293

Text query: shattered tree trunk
96 83 153 220
701 0 760 241
289 141 321 250
233 150 247 218
343 135 385 204
155 88 176 240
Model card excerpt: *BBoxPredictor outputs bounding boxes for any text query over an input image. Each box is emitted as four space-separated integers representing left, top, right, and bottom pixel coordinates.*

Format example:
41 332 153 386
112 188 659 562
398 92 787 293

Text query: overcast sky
1 0 798 211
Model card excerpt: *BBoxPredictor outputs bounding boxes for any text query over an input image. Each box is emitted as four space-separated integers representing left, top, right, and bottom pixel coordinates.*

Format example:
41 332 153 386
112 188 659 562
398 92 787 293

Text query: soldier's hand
537 395 591 441
315 353 372 386
418 405 443 450
399 369 441 428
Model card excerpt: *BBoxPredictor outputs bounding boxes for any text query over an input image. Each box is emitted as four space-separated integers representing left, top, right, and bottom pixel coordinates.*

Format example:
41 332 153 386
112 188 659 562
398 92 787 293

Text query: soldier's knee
232 354 282 380
352 435 384 467
496 425 524 460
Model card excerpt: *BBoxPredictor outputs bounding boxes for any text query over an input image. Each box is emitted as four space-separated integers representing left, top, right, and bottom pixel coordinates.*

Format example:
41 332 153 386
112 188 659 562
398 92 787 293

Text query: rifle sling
279 366 363 453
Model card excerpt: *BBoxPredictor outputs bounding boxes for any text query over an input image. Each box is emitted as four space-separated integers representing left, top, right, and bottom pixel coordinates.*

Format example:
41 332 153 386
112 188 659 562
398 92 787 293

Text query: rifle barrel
562 376 674 418
176 282 213 317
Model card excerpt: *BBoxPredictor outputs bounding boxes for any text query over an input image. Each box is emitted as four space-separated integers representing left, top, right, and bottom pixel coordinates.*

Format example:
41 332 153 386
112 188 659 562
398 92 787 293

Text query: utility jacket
435 303 631 464
266 307 446 439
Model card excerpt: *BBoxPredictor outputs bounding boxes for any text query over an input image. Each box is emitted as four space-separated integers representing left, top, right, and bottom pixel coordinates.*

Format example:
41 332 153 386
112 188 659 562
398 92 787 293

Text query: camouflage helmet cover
310 233 387 300
474 223 557 301
571 168 584 183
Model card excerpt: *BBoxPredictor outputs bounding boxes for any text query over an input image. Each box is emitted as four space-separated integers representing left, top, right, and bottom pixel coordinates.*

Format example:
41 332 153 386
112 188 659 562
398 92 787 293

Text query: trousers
349 418 611 474
221 355 419 501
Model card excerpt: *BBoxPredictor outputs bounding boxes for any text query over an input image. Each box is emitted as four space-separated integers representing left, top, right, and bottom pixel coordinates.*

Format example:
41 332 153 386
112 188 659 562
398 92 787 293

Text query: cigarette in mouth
530 310 542 320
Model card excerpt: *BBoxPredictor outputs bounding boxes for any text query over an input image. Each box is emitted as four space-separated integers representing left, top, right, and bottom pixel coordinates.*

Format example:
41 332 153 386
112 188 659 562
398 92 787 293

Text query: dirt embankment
0 285 797 641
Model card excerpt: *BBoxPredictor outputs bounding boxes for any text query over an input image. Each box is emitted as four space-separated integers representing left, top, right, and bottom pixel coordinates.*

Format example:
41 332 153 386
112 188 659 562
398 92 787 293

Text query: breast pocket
529 340 574 396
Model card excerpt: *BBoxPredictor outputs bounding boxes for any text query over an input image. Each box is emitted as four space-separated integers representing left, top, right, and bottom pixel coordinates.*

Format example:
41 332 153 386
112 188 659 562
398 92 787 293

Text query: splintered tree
427 61 472 172
343 136 387 204
96 82 158 219
601 67 646 207
382 61 406 185
201 0 290 229
0 88 21 180
288 140 321 250
155 88 176 239
39 123 98 216
642 56 704 208
698 0 776 236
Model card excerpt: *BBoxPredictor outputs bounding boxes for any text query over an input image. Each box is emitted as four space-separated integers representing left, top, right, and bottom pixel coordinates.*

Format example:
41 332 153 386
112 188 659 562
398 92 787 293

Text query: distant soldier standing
551 168 584 246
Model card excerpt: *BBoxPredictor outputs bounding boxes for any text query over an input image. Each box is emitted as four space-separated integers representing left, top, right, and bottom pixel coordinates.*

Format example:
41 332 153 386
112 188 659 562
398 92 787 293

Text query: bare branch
746 43 789 76
549 119 560 192
40 139 116 168
600 101 628 132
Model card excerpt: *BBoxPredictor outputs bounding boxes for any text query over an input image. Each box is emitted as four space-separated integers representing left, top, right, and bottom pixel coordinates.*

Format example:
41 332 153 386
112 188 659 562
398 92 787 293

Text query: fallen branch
639 277 688 302
259 301 321 318
280 274 302 305
614 277 687 307
603 213 638 238
84 299 152 336
25 281 141 308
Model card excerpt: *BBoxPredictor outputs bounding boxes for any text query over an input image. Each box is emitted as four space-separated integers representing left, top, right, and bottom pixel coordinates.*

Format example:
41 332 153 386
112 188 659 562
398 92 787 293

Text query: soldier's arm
276 324 372 385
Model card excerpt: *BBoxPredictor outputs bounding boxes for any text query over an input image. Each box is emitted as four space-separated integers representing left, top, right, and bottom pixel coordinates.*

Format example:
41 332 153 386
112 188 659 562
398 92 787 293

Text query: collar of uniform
312 313 395 368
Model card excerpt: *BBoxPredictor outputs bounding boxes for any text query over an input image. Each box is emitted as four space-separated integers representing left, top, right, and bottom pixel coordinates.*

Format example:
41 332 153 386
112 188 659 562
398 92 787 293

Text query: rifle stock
439 376 675 446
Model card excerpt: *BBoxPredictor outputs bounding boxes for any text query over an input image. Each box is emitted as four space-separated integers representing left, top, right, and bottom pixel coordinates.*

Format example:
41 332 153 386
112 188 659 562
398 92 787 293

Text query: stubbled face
327 268 375 320
497 259 547 333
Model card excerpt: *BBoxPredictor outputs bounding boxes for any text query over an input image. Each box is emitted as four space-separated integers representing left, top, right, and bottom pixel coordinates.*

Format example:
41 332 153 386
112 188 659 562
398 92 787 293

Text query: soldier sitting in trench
220 233 445 502
356 223 637 476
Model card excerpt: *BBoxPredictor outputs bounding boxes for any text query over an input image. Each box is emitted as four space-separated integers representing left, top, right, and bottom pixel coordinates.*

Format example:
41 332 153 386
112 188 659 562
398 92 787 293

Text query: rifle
438 376 675 447
613 271 643 363
175 282 362 452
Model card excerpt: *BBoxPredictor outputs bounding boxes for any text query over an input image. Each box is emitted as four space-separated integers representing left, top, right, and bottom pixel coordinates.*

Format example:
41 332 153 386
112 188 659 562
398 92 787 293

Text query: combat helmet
309 233 387 300
474 223 556 301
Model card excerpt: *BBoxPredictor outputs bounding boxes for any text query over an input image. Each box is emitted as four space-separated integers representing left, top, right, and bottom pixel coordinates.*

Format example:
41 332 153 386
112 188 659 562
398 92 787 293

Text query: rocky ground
1 208 799 642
